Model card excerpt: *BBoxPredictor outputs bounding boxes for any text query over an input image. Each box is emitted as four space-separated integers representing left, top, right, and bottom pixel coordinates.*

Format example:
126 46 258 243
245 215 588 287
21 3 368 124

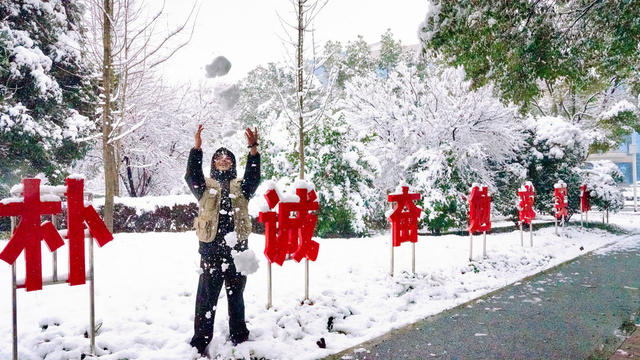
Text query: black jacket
185 147 261 257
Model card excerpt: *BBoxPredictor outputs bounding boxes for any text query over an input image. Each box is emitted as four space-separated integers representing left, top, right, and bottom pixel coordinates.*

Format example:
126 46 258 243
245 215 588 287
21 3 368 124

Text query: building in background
588 133 639 184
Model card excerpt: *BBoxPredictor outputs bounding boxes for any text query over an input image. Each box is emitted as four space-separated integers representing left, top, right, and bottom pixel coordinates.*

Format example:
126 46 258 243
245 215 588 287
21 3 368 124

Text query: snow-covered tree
342 56 523 233
235 62 378 236
419 0 640 112
523 115 589 217
276 0 336 180
583 160 625 220
0 0 98 192
80 0 197 228
321 36 376 89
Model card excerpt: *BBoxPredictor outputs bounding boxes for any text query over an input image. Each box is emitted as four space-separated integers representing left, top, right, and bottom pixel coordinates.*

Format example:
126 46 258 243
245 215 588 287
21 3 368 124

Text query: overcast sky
160 0 429 83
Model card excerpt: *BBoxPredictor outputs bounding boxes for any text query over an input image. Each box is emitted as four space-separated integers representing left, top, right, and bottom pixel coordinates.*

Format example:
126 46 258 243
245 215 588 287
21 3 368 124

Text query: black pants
190 255 249 353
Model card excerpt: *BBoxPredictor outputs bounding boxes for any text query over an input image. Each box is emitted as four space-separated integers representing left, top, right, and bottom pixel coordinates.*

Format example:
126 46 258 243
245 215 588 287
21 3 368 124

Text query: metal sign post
389 241 417 276
482 231 487 258
267 262 272 309
520 223 523 247
411 242 416 274
529 222 533 247
304 258 309 302
10 192 99 358
88 194 96 355
11 217 17 360
390 240 394 276
469 232 473 262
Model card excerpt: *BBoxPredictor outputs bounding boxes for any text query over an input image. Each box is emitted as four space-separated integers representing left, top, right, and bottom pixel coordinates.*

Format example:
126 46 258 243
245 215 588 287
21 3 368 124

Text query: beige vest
194 177 251 243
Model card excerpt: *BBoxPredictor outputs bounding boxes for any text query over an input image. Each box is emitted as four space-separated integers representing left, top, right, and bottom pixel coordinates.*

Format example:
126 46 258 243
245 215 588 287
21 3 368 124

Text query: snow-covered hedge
92 196 199 233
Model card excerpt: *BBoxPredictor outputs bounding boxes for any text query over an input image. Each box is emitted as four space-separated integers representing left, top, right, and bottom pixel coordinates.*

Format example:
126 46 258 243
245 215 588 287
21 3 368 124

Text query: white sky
160 0 429 83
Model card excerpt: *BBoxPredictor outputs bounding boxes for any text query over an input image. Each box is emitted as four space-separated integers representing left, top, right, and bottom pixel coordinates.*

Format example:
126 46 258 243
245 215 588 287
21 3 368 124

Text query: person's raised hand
194 124 204 149
245 127 258 147
245 127 259 155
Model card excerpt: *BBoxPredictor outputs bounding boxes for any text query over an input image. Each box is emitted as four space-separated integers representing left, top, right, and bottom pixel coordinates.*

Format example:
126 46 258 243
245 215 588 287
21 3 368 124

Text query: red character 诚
554 181 568 219
258 184 320 265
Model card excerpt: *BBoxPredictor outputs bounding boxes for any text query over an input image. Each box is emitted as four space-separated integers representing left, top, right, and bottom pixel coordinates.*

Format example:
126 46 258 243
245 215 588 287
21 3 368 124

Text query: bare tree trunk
102 0 115 231
123 156 137 197
297 0 305 180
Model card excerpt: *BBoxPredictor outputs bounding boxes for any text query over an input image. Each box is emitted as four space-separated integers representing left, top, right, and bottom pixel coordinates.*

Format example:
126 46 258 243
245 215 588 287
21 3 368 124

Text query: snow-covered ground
1 215 639 360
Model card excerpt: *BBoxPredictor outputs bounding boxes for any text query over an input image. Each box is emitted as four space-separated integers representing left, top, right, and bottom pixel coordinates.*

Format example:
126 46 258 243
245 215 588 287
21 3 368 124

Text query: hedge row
0 203 265 235
102 203 199 233
102 203 265 234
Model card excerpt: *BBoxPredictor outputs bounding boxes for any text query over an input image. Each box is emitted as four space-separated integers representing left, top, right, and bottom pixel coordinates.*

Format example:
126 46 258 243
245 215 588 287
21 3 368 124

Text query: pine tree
0 1 98 192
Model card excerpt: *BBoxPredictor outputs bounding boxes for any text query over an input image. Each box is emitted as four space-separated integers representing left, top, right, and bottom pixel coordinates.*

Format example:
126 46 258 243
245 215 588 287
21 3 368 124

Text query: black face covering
210 147 237 182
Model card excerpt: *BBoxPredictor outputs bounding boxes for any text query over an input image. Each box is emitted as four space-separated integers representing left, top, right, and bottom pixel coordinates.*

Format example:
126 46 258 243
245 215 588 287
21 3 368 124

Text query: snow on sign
468 184 491 261
258 180 320 308
518 182 536 247
386 184 422 276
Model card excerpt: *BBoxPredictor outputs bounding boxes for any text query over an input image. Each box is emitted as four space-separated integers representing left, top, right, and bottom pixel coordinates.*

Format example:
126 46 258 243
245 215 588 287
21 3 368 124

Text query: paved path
326 237 640 360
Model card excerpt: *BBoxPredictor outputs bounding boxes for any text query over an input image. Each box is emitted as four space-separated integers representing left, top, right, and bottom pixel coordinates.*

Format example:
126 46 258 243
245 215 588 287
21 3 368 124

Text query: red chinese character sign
259 182 319 265
517 182 535 225
387 185 422 247
468 184 491 261
517 182 536 247
386 184 422 276
0 179 64 291
0 177 113 291
66 178 113 285
580 184 591 226
469 184 491 233
258 180 319 308
554 180 568 234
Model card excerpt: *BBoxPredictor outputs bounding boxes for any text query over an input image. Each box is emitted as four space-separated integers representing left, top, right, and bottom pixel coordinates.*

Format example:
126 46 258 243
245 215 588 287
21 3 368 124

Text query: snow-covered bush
343 57 523 233
522 116 589 217
582 160 625 214
306 116 382 236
